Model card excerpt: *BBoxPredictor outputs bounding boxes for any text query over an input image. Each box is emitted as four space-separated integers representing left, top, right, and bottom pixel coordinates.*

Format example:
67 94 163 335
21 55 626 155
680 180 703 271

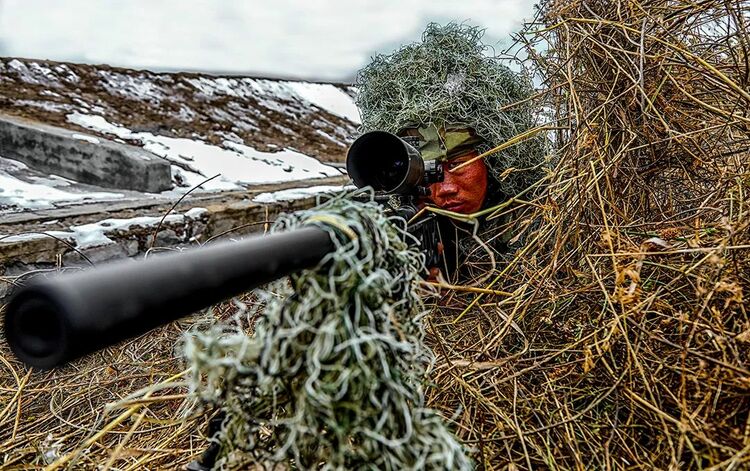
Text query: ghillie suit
184 195 471 470
356 22 546 198
356 23 547 284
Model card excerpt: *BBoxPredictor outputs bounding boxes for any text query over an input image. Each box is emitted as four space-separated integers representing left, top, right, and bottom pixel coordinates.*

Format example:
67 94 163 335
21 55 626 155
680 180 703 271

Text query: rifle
3 131 444 370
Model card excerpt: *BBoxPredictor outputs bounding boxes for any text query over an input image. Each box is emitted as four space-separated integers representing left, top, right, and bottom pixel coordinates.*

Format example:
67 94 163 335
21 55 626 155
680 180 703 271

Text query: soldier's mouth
444 202 465 212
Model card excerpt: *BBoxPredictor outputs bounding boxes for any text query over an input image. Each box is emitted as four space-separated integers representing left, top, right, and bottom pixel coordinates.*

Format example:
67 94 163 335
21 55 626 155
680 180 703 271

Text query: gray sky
0 0 537 82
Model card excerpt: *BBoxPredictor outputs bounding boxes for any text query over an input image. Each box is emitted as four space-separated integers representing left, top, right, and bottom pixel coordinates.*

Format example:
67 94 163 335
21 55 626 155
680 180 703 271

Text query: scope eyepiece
346 131 429 195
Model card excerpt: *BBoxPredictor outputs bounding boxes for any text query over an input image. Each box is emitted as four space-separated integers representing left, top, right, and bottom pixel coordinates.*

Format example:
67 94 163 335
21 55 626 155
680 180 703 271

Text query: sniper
354 22 546 284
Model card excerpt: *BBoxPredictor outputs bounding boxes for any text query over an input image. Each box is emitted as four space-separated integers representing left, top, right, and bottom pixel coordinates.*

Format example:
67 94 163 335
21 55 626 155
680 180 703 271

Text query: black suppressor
4 227 334 369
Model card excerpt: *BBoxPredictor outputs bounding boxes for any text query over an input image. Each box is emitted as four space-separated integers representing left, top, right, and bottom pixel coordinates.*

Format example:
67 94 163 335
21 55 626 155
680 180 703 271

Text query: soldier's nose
433 181 459 197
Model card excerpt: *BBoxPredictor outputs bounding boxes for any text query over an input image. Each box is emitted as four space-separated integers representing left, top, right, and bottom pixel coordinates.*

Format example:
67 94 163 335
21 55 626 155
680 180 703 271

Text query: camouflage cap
398 124 484 161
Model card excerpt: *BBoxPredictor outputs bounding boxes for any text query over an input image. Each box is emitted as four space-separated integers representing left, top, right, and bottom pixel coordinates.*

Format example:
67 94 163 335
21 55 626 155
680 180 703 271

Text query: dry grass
0 298 249 469
426 0 750 469
2 0 750 469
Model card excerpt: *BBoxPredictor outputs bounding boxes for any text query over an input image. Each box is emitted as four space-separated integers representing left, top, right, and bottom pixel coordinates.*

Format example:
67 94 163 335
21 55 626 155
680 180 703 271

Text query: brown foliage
427 0 750 469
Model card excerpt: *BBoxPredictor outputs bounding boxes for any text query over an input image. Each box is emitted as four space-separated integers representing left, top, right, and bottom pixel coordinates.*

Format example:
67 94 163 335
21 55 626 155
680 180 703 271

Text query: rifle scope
346 131 442 195
4 227 334 369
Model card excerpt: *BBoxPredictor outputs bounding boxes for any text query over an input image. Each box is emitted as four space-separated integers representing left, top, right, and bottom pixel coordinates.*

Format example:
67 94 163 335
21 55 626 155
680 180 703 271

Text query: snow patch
71 133 100 144
67 113 342 191
1 213 187 248
184 207 208 218
284 82 361 124
70 215 184 248
252 185 350 203
314 129 345 146
15 100 72 113
28 175 72 187
98 70 165 102
184 77 359 124
0 172 123 210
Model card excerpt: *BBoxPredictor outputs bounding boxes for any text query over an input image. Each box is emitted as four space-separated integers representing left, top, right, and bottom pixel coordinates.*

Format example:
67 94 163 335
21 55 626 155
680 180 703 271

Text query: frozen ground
67 113 343 192
252 184 354 203
0 58 359 166
0 210 206 249
0 156 131 212
0 58 356 215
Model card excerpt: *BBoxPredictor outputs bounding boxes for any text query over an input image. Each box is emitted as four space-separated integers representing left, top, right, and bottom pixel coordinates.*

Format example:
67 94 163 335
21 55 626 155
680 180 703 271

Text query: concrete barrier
0 194 324 298
0 114 172 192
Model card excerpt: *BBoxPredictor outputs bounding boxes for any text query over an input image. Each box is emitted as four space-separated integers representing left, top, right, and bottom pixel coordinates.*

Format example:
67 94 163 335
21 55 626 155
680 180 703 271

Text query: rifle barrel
4 227 334 369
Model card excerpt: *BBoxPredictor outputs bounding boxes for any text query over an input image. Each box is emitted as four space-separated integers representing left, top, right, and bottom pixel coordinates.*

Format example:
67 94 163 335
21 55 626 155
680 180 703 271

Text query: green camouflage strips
355 23 547 195
398 124 484 161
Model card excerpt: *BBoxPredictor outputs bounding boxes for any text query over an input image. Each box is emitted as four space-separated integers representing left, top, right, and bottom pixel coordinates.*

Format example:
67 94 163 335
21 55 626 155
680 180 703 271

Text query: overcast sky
0 0 537 82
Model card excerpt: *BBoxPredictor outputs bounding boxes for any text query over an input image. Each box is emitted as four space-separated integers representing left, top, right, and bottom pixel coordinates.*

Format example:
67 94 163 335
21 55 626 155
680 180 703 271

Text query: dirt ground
0 57 356 163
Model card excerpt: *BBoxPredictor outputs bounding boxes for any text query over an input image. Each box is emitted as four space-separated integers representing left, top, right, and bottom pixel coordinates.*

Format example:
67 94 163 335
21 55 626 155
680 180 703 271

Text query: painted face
428 150 488 214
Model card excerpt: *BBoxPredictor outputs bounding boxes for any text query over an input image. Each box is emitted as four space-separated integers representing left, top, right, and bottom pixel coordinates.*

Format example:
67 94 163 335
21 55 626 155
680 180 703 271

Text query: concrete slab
0 175 348 297
0 114 172 192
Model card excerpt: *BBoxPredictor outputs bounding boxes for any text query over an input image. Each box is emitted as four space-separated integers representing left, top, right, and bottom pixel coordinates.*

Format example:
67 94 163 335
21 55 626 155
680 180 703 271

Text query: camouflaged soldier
399 124 491 214
356 23 546 282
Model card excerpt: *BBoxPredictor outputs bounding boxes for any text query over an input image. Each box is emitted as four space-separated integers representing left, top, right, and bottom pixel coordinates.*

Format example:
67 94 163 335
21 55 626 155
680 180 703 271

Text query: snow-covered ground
67 113 343 192
252 184 354 203
0 157 126 210
0 59 356 214
184 77 360 125
0 209 207 249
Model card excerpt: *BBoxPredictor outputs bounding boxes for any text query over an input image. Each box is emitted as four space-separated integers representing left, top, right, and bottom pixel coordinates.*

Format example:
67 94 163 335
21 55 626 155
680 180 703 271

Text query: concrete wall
0 196 319 298
0 114 171 192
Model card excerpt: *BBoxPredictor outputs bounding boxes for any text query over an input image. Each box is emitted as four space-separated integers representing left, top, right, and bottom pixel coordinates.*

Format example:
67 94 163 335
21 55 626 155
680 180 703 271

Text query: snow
97 70 166 102
315 129 345 146
71 133 100 144
1 158 29 171
67 113 342 192
284 82 361 124
183 77 360 124
69 114 130 138
0 232 61 243
184 207 208 218
70 215 184 248
15 100 72 113
7 59 23 71
252 185 351 203
0 172 124 210
1 213 189 248
28 175 72 187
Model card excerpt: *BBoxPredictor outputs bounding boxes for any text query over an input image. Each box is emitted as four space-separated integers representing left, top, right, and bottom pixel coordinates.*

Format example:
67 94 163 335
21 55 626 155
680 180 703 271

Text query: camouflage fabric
398 124 484 161
355 23 547 195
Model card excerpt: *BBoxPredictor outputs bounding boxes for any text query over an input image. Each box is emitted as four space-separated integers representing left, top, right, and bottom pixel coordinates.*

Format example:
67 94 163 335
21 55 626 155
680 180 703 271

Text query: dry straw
1 1 749 469
426 0 750 469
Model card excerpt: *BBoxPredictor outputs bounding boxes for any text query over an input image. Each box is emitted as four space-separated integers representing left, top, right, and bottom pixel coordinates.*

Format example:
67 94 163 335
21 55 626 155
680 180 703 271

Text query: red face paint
428 151 488 214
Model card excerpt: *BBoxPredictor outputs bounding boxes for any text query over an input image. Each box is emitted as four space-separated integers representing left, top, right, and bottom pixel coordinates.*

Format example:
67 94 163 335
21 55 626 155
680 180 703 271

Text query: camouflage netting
184 194 471 470
356 23 547 196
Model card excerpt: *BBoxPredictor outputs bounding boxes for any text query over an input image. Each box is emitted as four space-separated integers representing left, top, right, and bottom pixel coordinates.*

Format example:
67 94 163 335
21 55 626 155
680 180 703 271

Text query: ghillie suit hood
356 22 546 199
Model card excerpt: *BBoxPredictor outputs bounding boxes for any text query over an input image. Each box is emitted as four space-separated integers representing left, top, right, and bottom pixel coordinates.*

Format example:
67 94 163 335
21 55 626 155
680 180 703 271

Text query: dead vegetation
0 298 246 469
1 0 750 469
427 0 750 468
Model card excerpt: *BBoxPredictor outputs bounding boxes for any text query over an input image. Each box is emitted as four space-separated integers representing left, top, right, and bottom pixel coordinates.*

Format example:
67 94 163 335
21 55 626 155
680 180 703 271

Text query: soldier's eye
447 159 469 170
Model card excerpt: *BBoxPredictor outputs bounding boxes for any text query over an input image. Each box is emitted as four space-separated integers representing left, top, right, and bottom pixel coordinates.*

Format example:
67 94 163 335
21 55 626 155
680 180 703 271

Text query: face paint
428 150 488 214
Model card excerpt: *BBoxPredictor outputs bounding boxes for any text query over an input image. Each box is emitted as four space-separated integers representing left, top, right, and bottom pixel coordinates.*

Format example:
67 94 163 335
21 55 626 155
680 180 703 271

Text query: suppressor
4 227 334 369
